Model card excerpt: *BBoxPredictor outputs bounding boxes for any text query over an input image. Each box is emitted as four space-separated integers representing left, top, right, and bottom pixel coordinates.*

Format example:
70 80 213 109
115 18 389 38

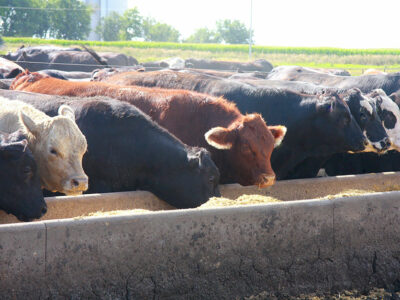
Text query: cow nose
258 174 276 188
41 204 47 216
380 137 391 150
363 139 369 147
70 176 89 191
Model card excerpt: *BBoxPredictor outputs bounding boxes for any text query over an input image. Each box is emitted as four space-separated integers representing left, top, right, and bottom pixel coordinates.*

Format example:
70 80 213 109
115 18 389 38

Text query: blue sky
128 0 400 48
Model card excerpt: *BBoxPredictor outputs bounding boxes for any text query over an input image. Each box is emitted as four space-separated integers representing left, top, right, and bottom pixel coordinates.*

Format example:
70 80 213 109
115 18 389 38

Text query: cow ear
58 105 75 121
205 127 234 150
187 155 200 168
19 109 40 137
389 93 400 107
268 125 287 148
0 140 27 160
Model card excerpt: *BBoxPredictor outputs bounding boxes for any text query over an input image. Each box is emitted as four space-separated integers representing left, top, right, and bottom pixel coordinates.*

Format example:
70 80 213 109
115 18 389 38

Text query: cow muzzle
377 137 391 152
62 175 89 195
363 137 391 154
257 174 276 188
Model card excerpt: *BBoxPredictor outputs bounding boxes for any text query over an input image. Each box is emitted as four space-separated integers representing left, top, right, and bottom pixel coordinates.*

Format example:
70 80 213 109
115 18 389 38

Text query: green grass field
3 37 400 75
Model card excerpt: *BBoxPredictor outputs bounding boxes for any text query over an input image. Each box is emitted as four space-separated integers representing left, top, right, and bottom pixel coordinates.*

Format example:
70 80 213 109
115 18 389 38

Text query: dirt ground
245 288 400 300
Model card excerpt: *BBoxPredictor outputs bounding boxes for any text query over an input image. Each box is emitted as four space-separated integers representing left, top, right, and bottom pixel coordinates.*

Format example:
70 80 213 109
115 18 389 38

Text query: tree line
0 0 253 44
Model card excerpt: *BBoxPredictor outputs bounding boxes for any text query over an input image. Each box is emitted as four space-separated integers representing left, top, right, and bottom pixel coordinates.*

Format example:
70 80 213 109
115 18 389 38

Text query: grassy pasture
2 37 400 75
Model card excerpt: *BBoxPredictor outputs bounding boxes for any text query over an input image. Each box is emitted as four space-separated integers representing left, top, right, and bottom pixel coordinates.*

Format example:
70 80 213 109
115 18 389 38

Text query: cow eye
50 148 58 156
360 111 368 121
23 166 32 179
209 175 215 183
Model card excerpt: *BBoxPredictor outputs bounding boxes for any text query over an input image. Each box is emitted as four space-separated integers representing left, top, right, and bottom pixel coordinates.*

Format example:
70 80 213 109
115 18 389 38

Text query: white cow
0 98 88 195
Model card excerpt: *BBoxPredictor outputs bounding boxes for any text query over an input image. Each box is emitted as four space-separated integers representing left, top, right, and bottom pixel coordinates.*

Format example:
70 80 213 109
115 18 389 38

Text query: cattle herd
1 45 400 223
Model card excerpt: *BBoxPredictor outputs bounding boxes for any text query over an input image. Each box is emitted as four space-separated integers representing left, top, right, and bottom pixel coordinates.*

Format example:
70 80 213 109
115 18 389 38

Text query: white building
101 0 127 18
84 0 128 40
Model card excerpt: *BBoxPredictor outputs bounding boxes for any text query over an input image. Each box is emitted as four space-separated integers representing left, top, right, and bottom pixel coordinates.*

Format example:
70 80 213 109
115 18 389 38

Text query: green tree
142 17 180 42
0 0 48 37
96 11 123 41
185 27 221 44
216 19 252 44
120 7 142 40
46 0 91 40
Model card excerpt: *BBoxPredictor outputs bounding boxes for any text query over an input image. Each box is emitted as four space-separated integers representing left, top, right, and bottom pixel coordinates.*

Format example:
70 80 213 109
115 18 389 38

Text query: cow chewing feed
0 130 46 221
11 71 287 187
0 97 88 195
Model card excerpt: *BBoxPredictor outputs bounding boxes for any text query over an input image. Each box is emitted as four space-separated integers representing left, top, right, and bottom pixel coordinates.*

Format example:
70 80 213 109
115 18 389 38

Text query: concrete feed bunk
1 172 400 298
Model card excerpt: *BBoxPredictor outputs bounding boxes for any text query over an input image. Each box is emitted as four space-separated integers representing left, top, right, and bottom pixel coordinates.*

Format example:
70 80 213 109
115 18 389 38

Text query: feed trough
1 172 400 298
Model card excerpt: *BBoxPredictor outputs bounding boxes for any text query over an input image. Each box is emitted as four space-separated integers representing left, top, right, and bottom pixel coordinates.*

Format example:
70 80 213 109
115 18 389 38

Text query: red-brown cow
11 71 287 187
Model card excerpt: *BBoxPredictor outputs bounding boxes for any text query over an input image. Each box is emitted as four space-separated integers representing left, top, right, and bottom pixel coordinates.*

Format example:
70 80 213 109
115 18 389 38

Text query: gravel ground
245 288 400 300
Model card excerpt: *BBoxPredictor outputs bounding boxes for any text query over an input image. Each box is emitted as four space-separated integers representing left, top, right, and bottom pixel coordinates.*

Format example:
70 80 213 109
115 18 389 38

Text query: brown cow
11 71 287 187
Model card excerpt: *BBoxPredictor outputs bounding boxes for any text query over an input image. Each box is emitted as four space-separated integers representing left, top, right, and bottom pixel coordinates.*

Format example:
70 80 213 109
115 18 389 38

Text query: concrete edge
1 191 400 298
2 171 400 224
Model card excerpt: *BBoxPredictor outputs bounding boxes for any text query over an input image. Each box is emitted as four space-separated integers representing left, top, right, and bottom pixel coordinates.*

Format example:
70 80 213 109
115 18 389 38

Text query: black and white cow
369 89 400 150
323 89 400 176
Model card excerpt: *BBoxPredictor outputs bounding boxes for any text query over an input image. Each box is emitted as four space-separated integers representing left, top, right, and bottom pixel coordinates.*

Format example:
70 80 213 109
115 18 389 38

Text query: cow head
369 89 400 151
10 70 49 90
0 130 46 221
205 113 286 187
91 68 117 82
341 88 390 153
314 92 367 154
160 147 221 208
19 104 89 195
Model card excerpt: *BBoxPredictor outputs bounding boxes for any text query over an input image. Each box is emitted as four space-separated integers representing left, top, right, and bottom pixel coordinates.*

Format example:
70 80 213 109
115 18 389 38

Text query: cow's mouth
257 174 276 188
16 214 35 222
62 190 84 196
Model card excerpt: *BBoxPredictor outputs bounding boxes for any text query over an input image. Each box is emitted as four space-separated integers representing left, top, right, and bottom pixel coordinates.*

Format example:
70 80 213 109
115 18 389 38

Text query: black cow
185 58 273 72
38 69 93 81
227 78 391 152
94 70 369 179
4 45 82 59
267 66 400 95
229 89 368 179
0 129 46 221
0 90 220 208
3 47 138 72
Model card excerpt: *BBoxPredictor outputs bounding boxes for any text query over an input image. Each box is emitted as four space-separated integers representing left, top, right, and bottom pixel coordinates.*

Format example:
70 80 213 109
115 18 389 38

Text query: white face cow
0 98 89 195
369 89 400 151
